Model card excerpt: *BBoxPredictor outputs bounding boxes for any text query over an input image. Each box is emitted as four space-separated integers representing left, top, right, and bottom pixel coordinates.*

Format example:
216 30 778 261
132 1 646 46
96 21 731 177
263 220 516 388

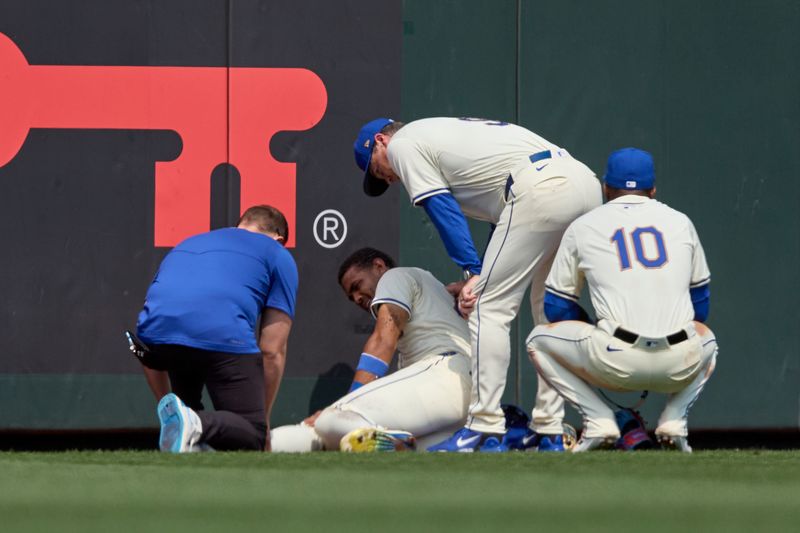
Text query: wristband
356 352 389 378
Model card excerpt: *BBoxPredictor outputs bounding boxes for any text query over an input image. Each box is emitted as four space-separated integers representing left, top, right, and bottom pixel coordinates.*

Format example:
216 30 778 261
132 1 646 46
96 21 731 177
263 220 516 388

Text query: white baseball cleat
571 435 617 453
157 393 203 453
657 434 693 453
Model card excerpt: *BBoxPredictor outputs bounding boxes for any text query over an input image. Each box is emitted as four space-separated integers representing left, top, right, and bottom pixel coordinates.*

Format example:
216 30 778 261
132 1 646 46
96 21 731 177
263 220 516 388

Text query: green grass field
2 451 799 532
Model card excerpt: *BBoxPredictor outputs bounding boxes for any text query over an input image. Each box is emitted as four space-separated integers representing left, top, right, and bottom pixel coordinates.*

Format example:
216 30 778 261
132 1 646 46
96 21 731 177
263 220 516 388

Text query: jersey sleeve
544 224 584 302
370 268 416 320
265 248 299 319
688 220 711 288
386 137 450 205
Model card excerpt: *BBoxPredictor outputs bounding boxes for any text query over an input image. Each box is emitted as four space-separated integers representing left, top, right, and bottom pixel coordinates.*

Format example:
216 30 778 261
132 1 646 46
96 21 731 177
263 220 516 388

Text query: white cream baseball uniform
527 195 718 439
271 267 472 451
387 117 602 434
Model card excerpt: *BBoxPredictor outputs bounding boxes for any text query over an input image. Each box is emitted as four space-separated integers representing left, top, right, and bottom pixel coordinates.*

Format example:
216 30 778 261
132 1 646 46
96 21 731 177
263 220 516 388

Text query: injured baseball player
526 148 718 453
270 247 472 452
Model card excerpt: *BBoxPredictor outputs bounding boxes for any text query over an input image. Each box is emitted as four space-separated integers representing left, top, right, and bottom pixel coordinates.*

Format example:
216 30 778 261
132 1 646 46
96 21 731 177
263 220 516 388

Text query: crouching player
526 148 718 453
271 248 472 451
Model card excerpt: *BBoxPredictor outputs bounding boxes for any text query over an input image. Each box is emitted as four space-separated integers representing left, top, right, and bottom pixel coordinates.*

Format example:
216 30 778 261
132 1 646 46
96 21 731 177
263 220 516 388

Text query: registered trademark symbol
313 209 347 249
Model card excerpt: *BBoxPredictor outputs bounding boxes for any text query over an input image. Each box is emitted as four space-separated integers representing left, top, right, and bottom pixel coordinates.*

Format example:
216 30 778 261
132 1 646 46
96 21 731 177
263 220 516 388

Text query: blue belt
529 150 552 164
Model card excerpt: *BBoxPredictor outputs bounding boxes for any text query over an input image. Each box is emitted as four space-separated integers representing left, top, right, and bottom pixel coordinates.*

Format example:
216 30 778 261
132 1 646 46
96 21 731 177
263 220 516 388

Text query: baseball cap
354 118 394 197
603 147 656 190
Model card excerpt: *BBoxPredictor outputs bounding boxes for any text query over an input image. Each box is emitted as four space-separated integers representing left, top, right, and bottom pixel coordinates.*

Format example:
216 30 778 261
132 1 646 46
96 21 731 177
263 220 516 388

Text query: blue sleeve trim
544 291 584 322
690 276 711 289
370 298 412 319
348 381 364 393
356 352 389 378
690 283 710 322
420 193 482 273
412 188 451 205
545 285 579 302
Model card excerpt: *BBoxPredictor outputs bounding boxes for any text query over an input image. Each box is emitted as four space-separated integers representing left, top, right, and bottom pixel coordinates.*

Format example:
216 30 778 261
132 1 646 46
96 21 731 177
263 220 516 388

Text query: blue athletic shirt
136 228 298 354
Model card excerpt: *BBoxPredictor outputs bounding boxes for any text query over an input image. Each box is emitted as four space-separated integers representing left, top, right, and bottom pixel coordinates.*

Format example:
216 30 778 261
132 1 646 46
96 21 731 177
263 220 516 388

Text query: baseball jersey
137 227 298 354
545 195 710 337
369 267 470 368
386 117 558 223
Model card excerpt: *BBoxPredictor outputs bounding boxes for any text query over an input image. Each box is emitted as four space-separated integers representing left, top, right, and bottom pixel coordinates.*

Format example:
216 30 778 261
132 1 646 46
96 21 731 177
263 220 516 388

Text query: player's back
571 196 707 337
388 117 558 222
137 228 297 353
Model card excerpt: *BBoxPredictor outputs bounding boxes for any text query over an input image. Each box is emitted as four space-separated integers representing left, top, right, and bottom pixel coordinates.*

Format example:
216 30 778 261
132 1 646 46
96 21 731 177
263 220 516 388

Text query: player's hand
445 280 466 298
458 275 480 318
303 410 322 427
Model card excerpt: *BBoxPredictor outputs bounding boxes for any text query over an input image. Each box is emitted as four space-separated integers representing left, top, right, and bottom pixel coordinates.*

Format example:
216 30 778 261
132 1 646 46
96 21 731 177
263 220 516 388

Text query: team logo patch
626 180 637 188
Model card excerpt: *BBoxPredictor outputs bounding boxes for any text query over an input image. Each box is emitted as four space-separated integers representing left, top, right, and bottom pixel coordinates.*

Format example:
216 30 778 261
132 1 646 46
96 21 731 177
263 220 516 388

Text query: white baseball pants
527 320 718 438
271 352 471 452
466 157 601 434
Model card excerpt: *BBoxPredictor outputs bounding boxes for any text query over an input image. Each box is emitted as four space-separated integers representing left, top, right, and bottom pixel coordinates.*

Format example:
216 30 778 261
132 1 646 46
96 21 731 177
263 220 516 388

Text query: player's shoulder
378 266 424 285
648 199 696 228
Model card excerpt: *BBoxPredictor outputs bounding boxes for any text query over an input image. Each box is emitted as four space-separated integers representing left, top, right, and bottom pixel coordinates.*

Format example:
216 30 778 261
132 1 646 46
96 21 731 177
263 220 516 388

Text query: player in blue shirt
135 205 298 452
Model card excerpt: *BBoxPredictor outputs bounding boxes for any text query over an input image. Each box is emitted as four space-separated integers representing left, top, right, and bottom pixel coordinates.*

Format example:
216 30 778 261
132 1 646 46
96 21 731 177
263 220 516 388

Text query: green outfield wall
399 0 800 430
0 0 797 434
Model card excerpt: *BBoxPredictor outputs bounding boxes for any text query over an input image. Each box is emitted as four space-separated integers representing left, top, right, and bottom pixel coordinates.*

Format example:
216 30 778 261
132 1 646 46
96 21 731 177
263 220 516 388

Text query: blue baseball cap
603 147 656 190
354 118 394 196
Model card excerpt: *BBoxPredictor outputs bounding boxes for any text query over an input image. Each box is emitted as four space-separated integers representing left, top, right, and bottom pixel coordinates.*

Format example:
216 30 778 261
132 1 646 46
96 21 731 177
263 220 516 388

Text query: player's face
369 135 400 185
340 264 382 311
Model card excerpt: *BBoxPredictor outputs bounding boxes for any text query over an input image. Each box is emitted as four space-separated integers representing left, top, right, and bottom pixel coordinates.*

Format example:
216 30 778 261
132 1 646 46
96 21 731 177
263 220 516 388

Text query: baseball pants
466 156 601 434
527 320 718 438
145 344 267 450
272 352 471 451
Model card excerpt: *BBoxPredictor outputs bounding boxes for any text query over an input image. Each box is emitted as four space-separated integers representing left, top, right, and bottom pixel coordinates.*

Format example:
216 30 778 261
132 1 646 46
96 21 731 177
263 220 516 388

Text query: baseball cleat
157 393 203 453
478 435 509 453
615 409 655 451
426 427 498 453
340 428 416 452
657 434 693 453
571 435 617 453
535 434 565 452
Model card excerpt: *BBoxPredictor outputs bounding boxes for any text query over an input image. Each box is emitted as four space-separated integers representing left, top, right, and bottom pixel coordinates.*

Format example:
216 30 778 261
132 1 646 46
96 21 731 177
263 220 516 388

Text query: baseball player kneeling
527 148 718 453
271 247 472 452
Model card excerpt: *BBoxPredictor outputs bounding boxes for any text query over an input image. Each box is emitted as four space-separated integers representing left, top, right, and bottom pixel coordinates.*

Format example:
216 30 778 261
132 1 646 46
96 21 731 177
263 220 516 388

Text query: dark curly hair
337 247 396 285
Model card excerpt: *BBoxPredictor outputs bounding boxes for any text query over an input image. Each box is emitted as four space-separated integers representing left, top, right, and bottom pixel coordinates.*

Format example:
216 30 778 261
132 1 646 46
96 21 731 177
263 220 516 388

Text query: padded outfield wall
0 0 797 432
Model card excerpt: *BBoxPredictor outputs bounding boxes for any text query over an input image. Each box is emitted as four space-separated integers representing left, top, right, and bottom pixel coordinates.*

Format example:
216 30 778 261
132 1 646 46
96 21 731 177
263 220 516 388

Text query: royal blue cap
354 118 394 196
603 147 656 190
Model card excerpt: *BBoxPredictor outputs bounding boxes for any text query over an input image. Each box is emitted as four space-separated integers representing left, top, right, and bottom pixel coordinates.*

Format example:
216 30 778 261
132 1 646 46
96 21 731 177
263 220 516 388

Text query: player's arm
543 225 590 323
258 307 293 451
686 219 711 322
419 194 482 277
348 303 408 392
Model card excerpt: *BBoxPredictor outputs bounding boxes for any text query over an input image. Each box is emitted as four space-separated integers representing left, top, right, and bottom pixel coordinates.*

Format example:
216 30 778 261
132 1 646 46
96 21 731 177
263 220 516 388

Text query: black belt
613 327 688 346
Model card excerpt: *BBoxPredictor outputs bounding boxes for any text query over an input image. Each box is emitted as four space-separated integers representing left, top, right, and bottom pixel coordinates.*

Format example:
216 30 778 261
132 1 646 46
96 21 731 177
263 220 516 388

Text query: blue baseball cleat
535 433 565 452
427 427 498 453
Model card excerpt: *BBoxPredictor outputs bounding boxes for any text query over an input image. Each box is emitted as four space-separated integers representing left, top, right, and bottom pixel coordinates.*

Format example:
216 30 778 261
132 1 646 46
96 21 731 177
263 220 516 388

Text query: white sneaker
571 435 617 453
157 393 203 453
657 434 693 453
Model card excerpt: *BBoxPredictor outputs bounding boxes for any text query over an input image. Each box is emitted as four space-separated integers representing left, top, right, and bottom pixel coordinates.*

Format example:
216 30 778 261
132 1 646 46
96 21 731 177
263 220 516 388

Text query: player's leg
525 159 602 435
527 322 620 443
656 324 718 446
315 353 471 450
270 423 325 453
200 352 267 450
465 164 599 435
148 345 206 453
